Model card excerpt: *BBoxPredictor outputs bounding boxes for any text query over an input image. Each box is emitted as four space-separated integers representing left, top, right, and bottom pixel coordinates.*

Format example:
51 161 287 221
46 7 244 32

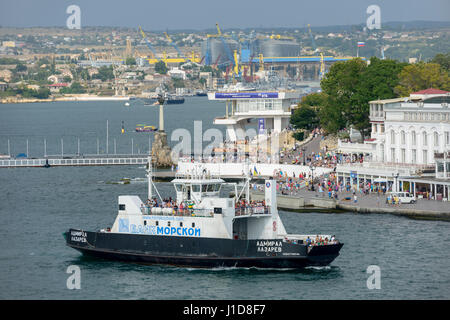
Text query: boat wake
184 266 300 272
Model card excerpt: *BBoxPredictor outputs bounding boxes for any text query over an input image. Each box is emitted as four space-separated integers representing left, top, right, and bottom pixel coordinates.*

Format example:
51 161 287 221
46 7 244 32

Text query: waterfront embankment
251 191 450 221
1 95 131 104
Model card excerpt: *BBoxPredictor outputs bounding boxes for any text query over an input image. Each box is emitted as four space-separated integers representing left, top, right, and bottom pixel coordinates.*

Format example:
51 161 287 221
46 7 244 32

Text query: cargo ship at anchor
64 157 343 268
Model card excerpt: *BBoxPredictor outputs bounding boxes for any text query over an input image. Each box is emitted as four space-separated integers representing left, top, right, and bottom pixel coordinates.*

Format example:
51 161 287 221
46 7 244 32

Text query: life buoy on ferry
273 221 277 232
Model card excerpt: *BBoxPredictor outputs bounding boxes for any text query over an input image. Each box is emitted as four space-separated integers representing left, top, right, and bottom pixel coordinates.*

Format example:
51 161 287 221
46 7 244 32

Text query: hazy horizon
0 0 449 31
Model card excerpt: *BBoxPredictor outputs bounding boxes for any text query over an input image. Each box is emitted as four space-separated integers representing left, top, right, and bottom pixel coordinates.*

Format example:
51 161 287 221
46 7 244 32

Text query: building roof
411 88 449 95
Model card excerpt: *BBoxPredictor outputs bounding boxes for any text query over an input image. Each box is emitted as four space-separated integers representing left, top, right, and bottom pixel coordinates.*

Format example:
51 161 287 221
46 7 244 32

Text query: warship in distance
64 158 343 268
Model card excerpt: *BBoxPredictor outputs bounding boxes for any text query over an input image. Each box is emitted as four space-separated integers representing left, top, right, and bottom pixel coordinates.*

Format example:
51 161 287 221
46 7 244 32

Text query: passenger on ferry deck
306 237 311 246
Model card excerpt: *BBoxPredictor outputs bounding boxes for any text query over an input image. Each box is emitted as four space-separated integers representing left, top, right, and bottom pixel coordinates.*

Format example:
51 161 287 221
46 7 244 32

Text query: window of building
445 132 450 145
423 132 427 146
412 149 416 164
411 131 416 145
391 131 396 145
391 148 396 162
423 150 428 164
434 132 439 147
401 131 406 145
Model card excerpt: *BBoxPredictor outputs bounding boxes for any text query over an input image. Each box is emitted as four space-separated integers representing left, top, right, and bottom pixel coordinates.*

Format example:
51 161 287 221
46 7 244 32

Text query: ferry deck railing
235 206 270 216
141 207 214 218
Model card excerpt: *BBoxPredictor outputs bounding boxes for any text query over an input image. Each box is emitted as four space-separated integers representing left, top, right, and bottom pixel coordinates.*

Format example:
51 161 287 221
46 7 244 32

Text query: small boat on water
143 98 157 106
166 95 185 104
195 90 207 97
135 124 157 132
64 157 343 269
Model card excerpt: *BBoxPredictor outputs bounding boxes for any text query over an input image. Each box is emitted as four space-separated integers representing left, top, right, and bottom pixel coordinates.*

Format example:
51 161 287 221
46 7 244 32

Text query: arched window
391 130 396 145
401 131 406 145
422 132 427 146
434 132 439 147
411 131 416 145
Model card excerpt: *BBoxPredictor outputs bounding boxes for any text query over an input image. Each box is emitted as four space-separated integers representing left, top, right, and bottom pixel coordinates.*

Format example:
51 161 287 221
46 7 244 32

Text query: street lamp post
310 164 316 191
302 147 306 165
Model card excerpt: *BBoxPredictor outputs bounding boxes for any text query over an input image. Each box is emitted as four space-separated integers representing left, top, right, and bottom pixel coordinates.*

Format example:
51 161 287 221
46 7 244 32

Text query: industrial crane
215 23 235 71
164 32 189 62
307 24 318 53
138 26 159 61
307 24 326 80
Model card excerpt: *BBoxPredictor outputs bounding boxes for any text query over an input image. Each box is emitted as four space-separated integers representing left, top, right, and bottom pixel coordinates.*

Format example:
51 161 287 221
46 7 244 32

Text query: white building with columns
370 89 450 165
337 89 450 200
339 89 450 166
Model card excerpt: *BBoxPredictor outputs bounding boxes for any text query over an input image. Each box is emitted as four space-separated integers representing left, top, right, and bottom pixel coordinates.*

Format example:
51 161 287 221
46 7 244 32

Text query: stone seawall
250 191 450 221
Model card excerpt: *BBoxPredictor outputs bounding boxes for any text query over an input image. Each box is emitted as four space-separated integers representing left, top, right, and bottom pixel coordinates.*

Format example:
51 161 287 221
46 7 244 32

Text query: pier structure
0 155 149 168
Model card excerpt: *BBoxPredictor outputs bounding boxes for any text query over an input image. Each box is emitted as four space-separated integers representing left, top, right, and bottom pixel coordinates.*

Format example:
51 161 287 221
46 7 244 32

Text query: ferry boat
64 157 343 268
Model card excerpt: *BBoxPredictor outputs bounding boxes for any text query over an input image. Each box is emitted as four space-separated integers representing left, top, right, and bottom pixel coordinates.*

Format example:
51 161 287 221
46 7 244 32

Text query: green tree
353 57 407 136
395 62 450 96
430 52 450 72
93 66 115 81
125 57 136 65
319 57 406 137
14 63 27 73
299 92 327 107
319 58 366 135
60 82 86 94
154 61 168 74
290 105 318 131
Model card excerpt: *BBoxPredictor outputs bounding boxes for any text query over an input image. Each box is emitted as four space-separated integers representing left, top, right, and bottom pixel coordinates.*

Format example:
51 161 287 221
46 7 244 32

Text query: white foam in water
305 266 332 271
185 266 298 272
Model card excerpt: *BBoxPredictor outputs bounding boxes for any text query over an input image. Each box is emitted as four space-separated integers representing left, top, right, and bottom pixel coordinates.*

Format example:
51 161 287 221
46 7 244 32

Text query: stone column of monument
151 93 174 168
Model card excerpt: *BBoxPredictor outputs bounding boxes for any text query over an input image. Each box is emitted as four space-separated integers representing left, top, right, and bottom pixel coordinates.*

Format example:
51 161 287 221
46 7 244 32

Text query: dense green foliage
60 82 86 94
92 66 115 81
0 86 50 99
394 62 450 96
290 105 318 131
307 54 449 137
431 52 450 72
154 61 168 74
317 57 407 136
125 57 136 65
0 58 21 65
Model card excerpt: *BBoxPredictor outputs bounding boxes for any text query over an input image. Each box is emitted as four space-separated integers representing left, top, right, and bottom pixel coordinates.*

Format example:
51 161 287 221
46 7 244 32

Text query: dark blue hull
64 229 343 268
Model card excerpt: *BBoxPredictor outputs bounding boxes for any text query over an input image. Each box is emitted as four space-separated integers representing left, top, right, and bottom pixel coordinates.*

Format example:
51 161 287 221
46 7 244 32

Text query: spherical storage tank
255 38 301 57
